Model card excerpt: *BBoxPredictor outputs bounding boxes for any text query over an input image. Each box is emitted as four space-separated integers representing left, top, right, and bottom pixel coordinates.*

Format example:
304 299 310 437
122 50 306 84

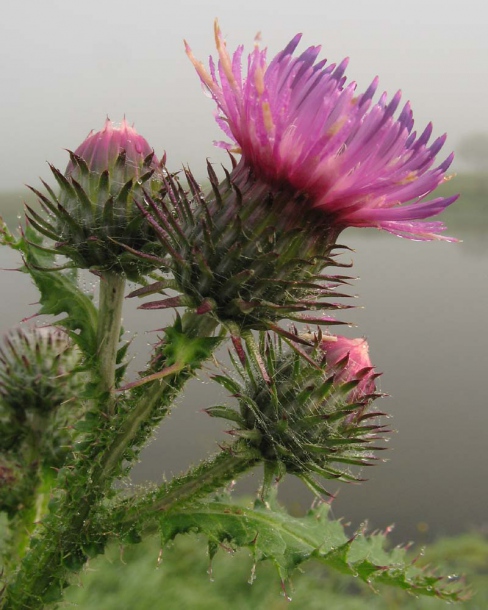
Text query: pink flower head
320 335 376 403
66 118 159 180
186 22 459 241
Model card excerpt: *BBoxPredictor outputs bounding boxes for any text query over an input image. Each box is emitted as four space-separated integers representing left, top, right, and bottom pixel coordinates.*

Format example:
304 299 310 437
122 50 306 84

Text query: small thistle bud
66 118 156 182
27 119 164 278
209 334 387 495
0 326 81 417
0 326 86 470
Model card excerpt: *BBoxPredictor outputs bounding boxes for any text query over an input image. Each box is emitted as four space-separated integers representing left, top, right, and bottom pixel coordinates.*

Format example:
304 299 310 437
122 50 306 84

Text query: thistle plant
0 21 466 609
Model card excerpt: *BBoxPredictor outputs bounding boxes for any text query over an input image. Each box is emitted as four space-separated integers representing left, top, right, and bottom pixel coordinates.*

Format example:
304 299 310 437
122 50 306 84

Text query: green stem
93 366 190 482
97 272 126 413
92 311 222 483
109 447 259 537
3 410 52 570
5 467 56 576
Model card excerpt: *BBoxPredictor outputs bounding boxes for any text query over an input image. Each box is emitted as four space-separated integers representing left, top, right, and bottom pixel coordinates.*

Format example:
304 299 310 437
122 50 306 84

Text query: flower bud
208 334 387 495
27 119 164 278
0 326 86 470
0 326 81 417
66 118 156 182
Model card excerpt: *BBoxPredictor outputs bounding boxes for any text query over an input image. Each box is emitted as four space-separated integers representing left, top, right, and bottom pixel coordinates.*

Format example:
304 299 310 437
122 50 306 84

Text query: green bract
131 162 354 334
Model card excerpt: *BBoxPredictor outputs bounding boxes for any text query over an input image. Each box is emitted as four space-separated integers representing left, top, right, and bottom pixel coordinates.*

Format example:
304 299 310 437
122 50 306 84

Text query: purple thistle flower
186 22 459 241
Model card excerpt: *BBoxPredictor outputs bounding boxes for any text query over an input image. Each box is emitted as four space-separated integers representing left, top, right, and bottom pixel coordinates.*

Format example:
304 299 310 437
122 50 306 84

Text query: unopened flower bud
0 326 86 469
66 118 157 183
208 334 387 495
27 119 164 278
0 326 81 417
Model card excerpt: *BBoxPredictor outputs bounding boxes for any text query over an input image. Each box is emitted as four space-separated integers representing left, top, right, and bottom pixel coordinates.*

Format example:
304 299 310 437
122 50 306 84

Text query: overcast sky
0 0 486 191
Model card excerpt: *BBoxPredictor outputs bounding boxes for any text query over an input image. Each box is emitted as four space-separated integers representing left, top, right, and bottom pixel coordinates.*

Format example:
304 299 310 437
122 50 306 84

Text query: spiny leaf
158 499 465 602
1 221 98 356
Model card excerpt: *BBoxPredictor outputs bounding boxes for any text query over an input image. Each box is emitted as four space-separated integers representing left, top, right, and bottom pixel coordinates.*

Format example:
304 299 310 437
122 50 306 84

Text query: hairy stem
112 447 259 537
97 272 126 413
5 467 56 576
92 364 192 486
93 311 221 482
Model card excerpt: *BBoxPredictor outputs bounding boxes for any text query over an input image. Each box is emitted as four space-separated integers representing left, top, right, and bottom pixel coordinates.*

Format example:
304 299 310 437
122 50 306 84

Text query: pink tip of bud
320 335 376 401
66 118 158 178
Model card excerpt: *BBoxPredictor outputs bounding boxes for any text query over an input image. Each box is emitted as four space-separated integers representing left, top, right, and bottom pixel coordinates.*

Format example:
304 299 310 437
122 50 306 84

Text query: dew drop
248 563 257 585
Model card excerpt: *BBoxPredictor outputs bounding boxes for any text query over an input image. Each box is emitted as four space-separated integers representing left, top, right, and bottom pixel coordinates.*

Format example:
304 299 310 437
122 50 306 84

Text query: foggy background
0 0 486 188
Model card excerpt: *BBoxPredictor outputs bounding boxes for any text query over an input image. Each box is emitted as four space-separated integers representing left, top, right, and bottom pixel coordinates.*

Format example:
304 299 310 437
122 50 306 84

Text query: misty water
1 224 486 544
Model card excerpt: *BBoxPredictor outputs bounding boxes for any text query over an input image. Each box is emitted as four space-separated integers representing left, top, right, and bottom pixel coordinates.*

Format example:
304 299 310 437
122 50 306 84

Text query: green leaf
1 221 98 356
158 499 465 602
